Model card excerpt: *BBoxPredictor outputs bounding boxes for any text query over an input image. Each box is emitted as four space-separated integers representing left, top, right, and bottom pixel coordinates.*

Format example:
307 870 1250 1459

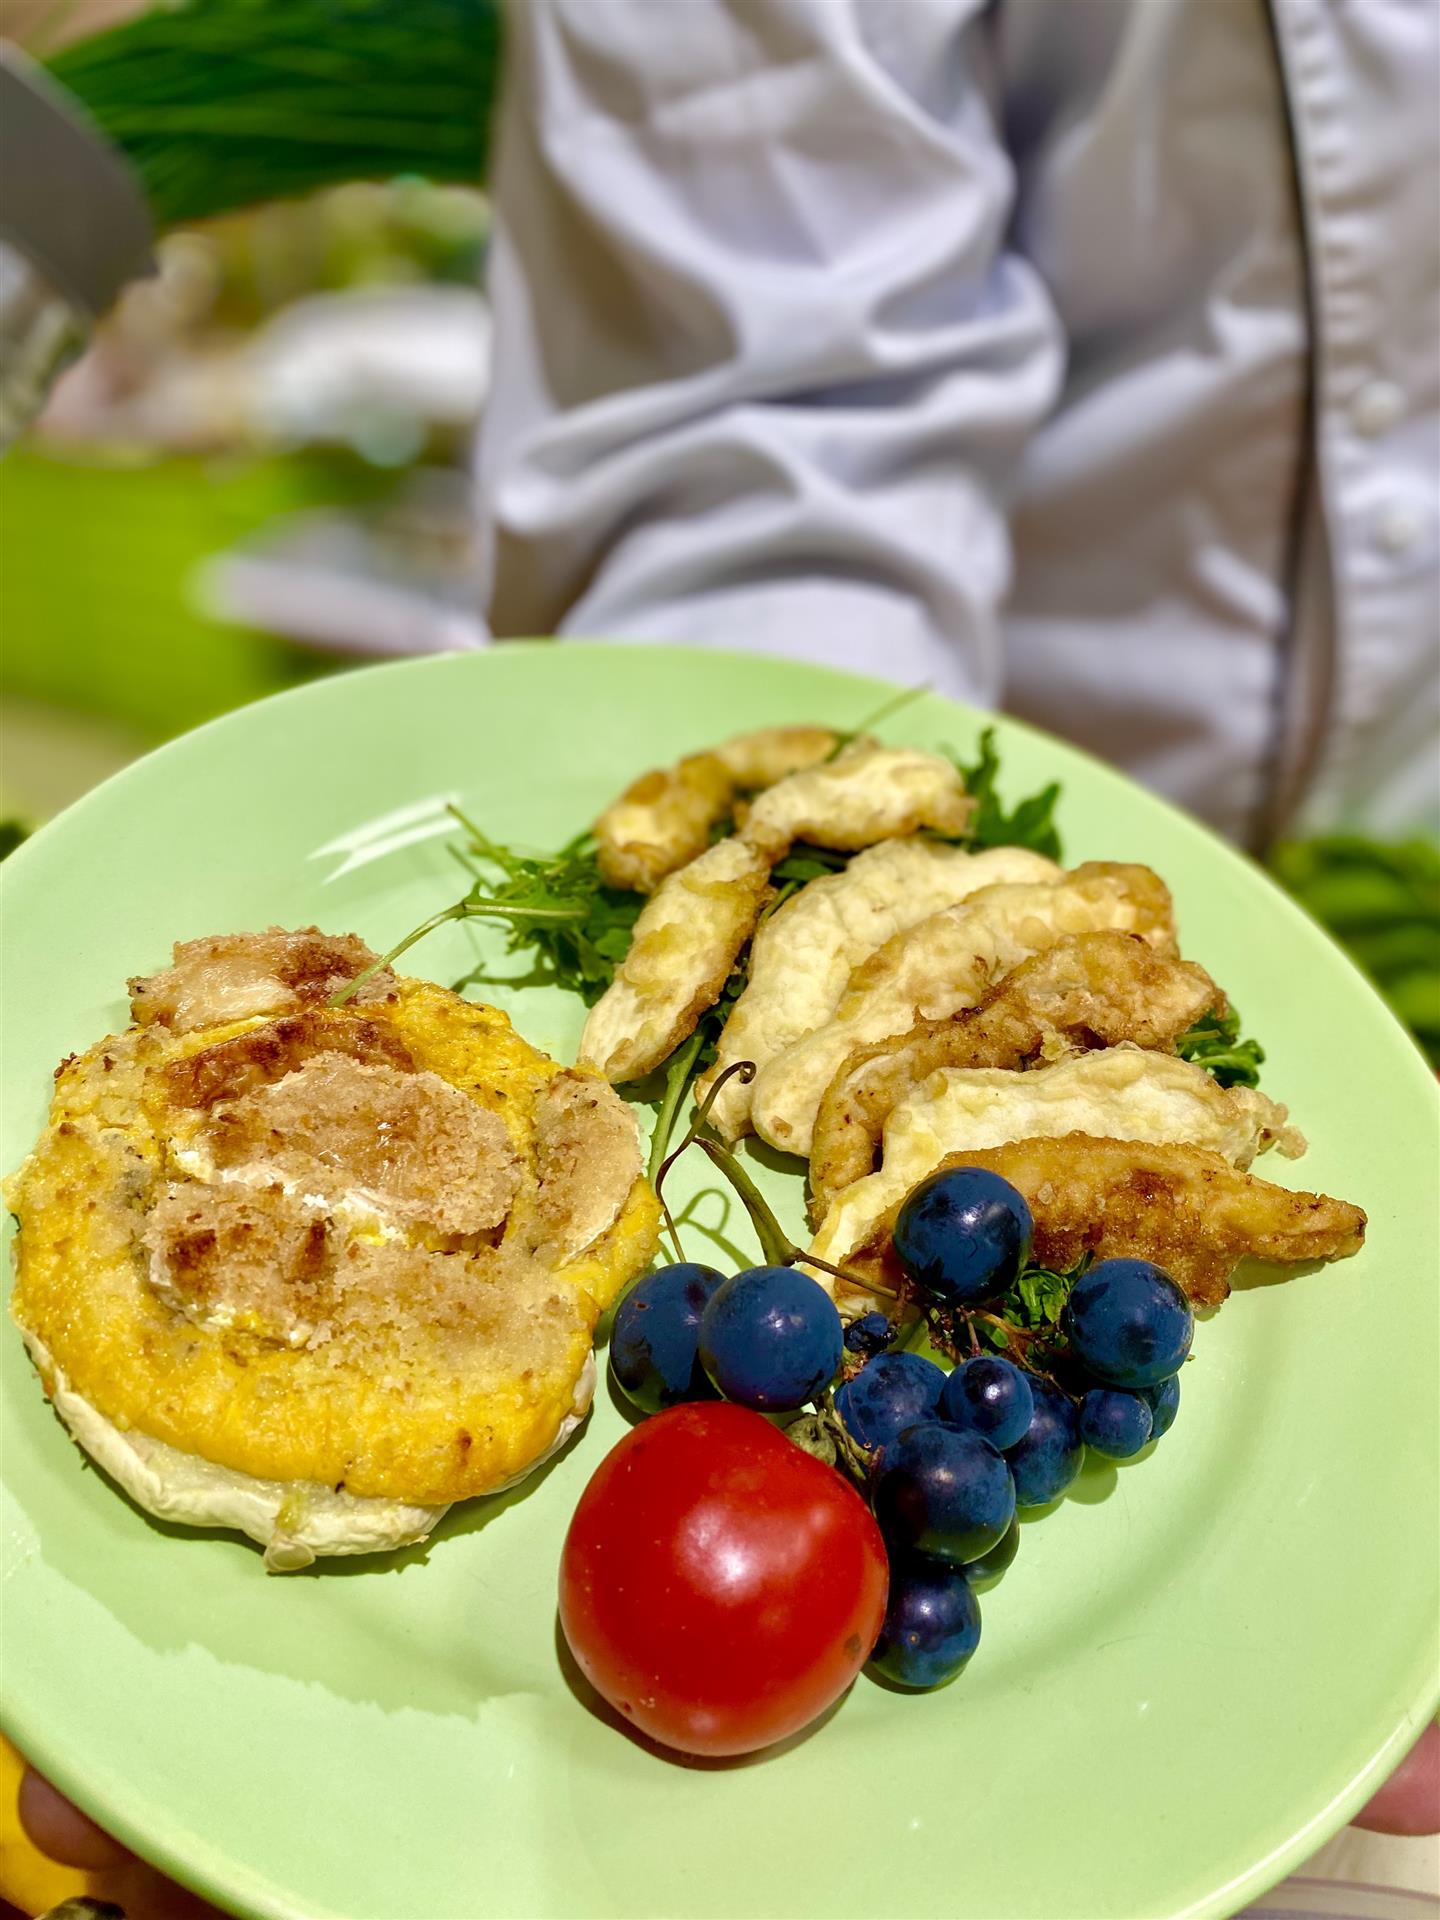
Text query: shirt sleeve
476 0 1065 704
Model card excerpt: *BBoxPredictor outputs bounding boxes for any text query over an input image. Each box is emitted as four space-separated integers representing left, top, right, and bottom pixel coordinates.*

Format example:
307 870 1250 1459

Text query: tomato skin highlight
559 1402 889 1756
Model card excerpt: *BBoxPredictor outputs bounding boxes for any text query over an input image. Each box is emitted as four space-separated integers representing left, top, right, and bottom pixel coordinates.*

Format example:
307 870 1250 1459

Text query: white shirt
475 0 1439 846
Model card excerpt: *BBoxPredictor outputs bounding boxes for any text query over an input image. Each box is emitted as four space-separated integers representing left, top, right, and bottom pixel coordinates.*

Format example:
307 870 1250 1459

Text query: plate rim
2 640 1436 1920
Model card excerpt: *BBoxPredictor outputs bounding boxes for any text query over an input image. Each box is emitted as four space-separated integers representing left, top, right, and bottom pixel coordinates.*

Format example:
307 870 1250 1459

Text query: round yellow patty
9 947 658 1506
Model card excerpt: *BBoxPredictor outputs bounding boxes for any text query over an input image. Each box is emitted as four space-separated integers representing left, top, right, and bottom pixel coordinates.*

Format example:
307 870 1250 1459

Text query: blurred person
476 0 1439 852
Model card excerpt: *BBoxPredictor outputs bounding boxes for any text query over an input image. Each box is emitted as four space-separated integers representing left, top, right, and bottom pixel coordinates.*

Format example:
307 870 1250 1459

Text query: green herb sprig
951 727 1064 862
330 807 641 1010
1176 1004 1266 1089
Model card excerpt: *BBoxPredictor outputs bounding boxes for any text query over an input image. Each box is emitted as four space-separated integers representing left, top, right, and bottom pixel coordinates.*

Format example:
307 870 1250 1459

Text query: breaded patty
9 929 660 1565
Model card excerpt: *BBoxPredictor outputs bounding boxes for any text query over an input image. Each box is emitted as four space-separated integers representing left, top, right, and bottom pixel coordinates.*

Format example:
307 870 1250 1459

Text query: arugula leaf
972 1256 1087 1356
447 816 644 1006
950 728 1064 861
1176 1003 1266 1089
334 815 644 1013
761 843 852 922
1013 1263 1076 1329
771 846 850 886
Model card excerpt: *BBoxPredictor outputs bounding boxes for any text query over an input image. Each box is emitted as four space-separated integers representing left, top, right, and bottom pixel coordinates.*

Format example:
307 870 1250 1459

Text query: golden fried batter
697 843 1061 1142
834 1134 1367 1309
579 836 775 1082
594 726 837 892
741 741 972 854
808 1047 1301 1280
582 741 976 1083
808 934 1222 1216
751 861 1178 1158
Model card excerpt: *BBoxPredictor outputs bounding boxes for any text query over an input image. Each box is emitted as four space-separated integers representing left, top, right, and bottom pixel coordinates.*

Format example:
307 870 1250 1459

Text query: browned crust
143 1181 333 1340
525 1068 644 1264
204 1055 522 1239
838 1133 1367 1308
594 727 838 892
808 934 1221 1218
129 927 396 1032
579 838 775 1082
161 1010 415 1109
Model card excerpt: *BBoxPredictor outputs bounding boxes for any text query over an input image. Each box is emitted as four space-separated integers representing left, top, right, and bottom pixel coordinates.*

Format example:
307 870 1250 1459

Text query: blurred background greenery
0 0 1435 1068
2 0 497 809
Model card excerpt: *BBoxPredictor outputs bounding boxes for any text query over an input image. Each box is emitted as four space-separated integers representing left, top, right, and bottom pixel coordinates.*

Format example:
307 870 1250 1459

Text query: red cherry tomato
559 1401 889 1757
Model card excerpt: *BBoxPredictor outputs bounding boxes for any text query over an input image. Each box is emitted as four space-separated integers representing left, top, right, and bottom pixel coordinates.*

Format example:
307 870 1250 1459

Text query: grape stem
814 1386 873 1485
647 1030 705 1185
652 1062 898 1299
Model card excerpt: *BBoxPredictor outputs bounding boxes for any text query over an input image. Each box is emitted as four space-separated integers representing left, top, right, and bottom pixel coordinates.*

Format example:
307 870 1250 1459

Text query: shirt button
1350 379 1404 438
1374 500 1422 555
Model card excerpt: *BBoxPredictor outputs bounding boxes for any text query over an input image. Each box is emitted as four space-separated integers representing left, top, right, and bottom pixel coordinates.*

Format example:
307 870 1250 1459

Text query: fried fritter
750 862 1178 1158
10 932 661 1569
739 740 972 853
579 836 775 1083
594 726 838 892
698 843 1061 1140
808 1046 1302 1277
581 743 975 1084
831 1134 1367 1309
807 934 1222 1216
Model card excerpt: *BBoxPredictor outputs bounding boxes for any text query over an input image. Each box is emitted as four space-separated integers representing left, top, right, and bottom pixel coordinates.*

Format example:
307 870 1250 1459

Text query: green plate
2 646 1436 1920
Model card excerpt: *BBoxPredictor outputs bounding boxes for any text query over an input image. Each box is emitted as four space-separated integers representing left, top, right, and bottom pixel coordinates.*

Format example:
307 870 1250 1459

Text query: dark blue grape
1063 1258 1193 1389
1079 1387 1153 1459
939 1355 1035 1451
868 1559 981 1689
872 1422 1015 1566
609 1264 726 1415
698 1265 843 1413
835 1351 946 1451
892 1168 1033 1309
1006 1378 1084 1507
1143 1374 1181 1439
968 1516 1019 1585
844 1311 895 1357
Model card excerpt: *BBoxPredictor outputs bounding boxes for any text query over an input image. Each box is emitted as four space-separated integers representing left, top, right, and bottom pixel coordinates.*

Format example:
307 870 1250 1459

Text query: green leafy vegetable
770 847 850 886
49 0 502 230
975 1259 1084 1344
760 843 850 921
1176 1004 1266 1089
950 728 1064 862
330 810 641 1011
1269 832 1440 1069
446 810 642 1004
1011 1263 1078 1329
